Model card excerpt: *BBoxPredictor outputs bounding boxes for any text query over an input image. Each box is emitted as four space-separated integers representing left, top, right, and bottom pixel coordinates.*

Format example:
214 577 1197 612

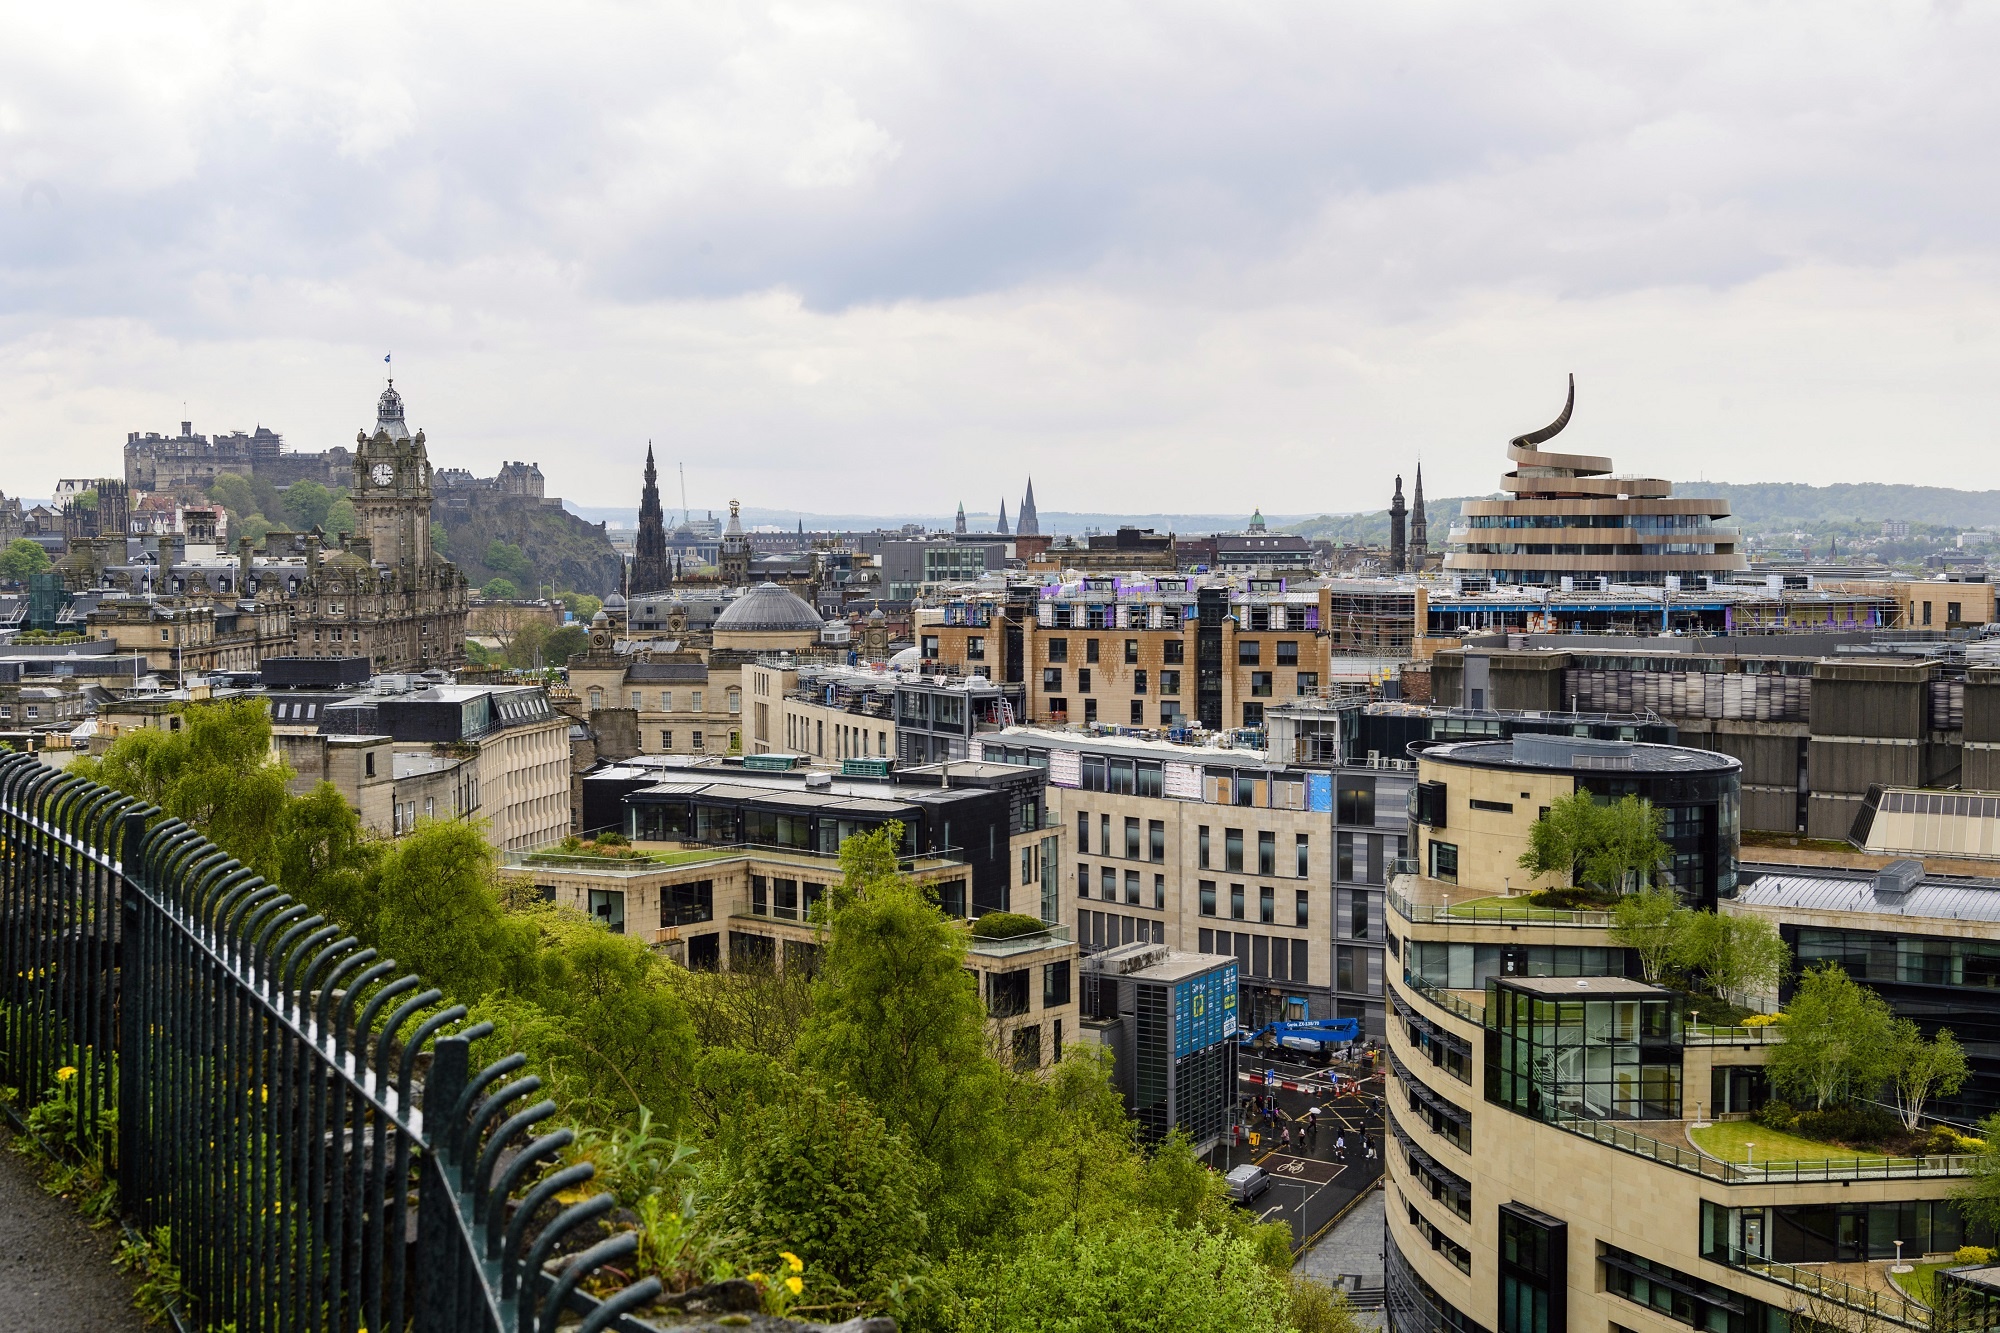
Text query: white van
1225 1163 1271 1205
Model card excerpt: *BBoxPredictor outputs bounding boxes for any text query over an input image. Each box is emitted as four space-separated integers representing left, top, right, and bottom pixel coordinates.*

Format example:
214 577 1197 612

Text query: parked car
1225 1163 1271 1205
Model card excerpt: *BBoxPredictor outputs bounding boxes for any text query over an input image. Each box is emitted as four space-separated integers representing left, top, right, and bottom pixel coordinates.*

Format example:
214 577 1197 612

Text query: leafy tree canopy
0 538 51 582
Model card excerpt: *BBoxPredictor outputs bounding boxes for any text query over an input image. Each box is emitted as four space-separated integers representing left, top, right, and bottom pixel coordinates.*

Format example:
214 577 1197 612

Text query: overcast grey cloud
2 2 1997 513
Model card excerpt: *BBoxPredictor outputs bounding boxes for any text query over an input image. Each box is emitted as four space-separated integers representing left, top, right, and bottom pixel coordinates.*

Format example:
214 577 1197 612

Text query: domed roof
888 646 921 669
868 608 886 623
714 581 824 632
604 592 627 609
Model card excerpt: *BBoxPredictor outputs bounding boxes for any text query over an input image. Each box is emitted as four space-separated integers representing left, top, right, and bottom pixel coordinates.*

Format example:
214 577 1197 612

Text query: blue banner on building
1172 961 1240 1058
1307 772 1334 813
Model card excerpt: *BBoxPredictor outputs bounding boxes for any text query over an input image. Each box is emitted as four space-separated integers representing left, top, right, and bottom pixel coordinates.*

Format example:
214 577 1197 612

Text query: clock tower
353 378 433 568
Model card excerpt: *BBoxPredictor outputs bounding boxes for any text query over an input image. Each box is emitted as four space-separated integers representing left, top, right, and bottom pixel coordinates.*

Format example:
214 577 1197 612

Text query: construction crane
1235 1016 1361 1056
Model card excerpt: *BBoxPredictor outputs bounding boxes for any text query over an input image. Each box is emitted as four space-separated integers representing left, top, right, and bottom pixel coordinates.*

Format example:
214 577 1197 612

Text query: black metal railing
0 752 664 1332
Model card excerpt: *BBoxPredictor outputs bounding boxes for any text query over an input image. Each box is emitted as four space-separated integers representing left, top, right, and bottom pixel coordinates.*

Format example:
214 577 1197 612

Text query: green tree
325 497 357 537
1608 888 1686 983
0 538 51 582
1516 790 1603 889
369 818 537 1002
482 577 520 601
544 625 589 666
943 1218 1290 1333
1672 912 1788 1006
798 828 1011 1242
1889 1020 1969 1132
71 697 294 879
1956 1113 2000 1236
207 473 259 525
430 519 448 555
503 619 552 669
75 488 98 512
1584 795 1671 892
558 591 603 622
1766 964 1897 1110
273 780 379 929
282 481 334 532
485 540 532 582
249 474 285 525
710 1073 927 1301
240 515 274 547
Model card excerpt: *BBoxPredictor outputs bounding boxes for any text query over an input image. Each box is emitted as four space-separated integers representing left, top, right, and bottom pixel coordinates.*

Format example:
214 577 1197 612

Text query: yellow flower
784 1275 803 1296
748 1272 766 1285
55 1066 76 1082
781 1251 803 1273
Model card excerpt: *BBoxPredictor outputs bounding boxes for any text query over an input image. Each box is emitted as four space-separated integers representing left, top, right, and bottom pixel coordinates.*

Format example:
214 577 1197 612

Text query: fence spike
501 1162 594 1300
578 1276 663 1333
472 1099 557 1227
537 1232 638 1333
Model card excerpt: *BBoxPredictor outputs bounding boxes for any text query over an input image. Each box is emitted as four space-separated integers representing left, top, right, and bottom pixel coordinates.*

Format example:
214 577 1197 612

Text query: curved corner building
1445 377 1747 587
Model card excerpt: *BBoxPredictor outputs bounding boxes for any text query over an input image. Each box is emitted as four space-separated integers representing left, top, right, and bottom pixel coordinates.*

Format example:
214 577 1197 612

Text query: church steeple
1017 478 1040 536
955 502 967 535
998 498 1010 536
632 442 670 593
1411 463 1429 566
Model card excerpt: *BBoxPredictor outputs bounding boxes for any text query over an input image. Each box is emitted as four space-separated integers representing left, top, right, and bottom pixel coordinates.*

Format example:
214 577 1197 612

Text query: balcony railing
967 924 1073 957
1387 881 1612 928
1398 972 1486 1025
1547 1112 1973 1185
1713 1247 1930 1329
508 838 966 877
1684 1022 1785 1045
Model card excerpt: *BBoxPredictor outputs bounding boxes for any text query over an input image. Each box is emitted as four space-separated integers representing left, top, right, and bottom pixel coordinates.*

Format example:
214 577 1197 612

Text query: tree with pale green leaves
1608 888 1686 983
1889 1019 1969 1132
0 538 50 583
1672 911 1788 1006
1767 964 1896 1110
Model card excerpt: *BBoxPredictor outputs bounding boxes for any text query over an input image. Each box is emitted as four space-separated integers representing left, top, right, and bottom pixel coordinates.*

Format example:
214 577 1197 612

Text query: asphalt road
0 1128 147 1331
1212 1050 1385 1247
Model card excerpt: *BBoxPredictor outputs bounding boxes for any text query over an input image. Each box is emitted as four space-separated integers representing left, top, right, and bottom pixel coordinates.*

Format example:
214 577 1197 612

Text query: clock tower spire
354 377 433 568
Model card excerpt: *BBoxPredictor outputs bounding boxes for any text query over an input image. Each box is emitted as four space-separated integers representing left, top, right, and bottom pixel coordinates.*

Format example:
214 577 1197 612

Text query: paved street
1212 1049 1385 1248
0 1128 146 1331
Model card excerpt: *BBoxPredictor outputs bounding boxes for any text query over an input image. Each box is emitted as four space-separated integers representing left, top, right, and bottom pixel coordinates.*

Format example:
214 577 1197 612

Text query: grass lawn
643 848 720 865
1890 1261 1952 1304
1689 1121 1881 1166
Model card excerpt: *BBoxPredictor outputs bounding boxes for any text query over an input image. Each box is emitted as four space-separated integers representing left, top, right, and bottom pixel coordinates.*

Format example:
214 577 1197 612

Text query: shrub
1754 1101 1798 1132
970 911 1049 939
1525 885 1619 911
1792 1103 1899 1145
1957 1246 1997 1265
1743 1012 1785 1026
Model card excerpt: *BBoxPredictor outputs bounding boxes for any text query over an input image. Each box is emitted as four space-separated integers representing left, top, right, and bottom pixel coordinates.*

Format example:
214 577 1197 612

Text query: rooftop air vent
1873 858 1924 898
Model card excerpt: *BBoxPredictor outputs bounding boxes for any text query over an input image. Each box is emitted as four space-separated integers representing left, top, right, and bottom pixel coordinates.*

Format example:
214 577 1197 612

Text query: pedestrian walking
1280 1126 1292 1150
1335 1133 1347 1160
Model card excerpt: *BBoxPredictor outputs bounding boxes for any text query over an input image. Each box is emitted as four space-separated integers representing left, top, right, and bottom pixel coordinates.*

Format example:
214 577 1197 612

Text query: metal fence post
419 1034 472 1332
116 808 147 1199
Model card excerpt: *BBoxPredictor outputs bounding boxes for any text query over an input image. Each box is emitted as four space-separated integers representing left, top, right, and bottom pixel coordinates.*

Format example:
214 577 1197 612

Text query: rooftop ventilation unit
1873 858 1924 898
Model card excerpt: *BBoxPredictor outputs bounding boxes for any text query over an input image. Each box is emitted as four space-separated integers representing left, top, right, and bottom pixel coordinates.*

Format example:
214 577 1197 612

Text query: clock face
371 462 394 487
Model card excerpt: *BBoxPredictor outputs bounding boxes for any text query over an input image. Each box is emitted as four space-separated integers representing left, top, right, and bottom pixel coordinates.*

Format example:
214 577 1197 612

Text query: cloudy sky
2 2 1996 515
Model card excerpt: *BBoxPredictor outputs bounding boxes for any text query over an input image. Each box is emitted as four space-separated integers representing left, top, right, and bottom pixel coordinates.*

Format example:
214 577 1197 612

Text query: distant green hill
438 497 625 597
1283 482 2000 545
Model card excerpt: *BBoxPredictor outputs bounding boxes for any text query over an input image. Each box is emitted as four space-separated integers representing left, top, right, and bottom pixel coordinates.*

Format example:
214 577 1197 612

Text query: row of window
1389 1111 1471 1220
1078 862 1168 910
1197 825 1312 876
1197 928 1309 986
1391 990 1472 1083
1038 667 1323 699
1046 637 1186 664
1403 1190 1472 1274
1195 880 1311 927
1390 1047 1473 1153
1079 909 1163 950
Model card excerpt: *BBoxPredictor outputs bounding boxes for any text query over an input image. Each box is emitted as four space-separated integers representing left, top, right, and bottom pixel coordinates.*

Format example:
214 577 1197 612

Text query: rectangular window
1429 840 1459 884
1338 776 1376 825
1124 639 1139 663
1154 874 1166 910
1149 820 1165 862
1470 798 1514 813
966 635 986 660
1101 867 1117 901
1084 699 1098 723
1125 870 1140 905
1242 702 1264 727
1086 638 1100 663
1199 825 1211 869
1225 828 1243 872
1043 667 1063 690
1276 640 1298 666
630 691 642 709
1133 668 1148 694
1043 961 1071 1007
1160 669 1180 694
692 731 704 750
1295 833 1309 878
1101 814 1111 857
1337 831 1354 882
1078 863 1090 899
1129 699 1144 725
1047 638 1068 662
1078 668 1092 693
692 691 702 711
1295 889 1310 928
1257 831 1275 876
1077 810 1090 854
1199 880 1217 915
1125 817 1141 859
1163 639 1184 663
1296 671 1319 695
1260 885 1275 924
1352 891 1369 939
1238 640 1259 665
1230 883 1245 920
1250 671 1273 697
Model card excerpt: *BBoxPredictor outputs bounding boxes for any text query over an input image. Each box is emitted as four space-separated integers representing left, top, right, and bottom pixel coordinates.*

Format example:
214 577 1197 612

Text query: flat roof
623 772 989 809
1499 976 1671 997
1419 737 1739 775
1736 866 2000 925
